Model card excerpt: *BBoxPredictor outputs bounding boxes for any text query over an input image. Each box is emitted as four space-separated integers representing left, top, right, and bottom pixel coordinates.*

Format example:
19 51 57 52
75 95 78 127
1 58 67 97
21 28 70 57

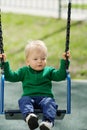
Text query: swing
0 0 71 120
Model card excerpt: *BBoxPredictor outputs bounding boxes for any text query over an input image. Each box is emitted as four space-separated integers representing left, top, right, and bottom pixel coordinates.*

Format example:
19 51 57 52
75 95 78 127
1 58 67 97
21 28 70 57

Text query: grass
1 13 87 79
63 4 87 9
71 4 87 9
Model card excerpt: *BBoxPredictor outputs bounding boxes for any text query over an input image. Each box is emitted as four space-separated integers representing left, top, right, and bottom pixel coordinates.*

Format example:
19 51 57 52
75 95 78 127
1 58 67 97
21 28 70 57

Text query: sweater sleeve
4 61 24 82
50 59 69 81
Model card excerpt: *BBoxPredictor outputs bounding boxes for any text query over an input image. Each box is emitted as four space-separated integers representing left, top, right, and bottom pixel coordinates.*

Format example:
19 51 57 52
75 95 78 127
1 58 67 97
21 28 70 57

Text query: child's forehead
29 47 47 57
31 48 46 55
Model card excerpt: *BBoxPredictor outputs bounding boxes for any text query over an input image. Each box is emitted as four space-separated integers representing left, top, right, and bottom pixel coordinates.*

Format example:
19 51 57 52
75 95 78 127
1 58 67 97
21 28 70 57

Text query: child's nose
38 59 42 62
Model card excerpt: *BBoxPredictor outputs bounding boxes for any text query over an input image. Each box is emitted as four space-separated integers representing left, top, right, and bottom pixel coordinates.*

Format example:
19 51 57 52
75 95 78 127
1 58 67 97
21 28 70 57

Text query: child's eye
42 58 46 60
34 58 37 60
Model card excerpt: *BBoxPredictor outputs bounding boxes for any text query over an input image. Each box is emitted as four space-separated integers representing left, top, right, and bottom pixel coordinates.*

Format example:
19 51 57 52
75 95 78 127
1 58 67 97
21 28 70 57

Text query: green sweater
4 59 67 98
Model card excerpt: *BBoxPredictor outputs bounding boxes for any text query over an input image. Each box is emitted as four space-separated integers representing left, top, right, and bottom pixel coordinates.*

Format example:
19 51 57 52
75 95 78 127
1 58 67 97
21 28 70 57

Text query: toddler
0 40 70 130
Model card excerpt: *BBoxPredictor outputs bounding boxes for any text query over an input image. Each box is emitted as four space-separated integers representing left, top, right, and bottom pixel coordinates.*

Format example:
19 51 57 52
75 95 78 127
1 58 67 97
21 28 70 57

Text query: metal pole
0 74 4 114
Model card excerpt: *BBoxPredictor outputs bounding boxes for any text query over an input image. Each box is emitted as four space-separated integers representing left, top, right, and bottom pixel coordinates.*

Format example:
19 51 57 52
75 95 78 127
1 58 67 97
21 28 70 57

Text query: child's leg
18 96 39 129
39 97 58 129
18 96 34 118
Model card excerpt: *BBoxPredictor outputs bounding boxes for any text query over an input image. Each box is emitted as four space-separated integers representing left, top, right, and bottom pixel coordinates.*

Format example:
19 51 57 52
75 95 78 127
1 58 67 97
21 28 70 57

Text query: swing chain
0 9 4 73
65 1 71 70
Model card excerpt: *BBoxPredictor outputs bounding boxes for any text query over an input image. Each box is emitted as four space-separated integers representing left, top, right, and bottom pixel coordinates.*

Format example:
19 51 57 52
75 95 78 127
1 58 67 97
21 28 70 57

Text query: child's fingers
0 54 3 58
0 53 6 61
63 51 70 59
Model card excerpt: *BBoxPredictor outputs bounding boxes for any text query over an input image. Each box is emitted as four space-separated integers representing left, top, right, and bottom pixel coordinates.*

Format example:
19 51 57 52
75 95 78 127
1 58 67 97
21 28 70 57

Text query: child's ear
26 59 29 66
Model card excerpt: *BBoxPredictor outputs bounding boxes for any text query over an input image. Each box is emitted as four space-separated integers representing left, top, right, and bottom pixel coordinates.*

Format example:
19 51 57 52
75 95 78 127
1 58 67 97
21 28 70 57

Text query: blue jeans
18 96 58 124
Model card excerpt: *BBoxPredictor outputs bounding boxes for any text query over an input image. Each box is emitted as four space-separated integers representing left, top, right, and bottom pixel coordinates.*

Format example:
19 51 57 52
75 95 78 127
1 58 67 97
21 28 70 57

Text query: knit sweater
4 59 67 98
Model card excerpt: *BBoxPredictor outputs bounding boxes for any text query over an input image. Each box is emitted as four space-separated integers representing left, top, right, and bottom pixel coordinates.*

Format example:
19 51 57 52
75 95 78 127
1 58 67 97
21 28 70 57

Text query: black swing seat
5 109 66 120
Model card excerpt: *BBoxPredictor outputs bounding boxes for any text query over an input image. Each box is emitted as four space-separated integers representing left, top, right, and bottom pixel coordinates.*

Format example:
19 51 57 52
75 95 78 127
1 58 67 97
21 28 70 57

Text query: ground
0 80 87 130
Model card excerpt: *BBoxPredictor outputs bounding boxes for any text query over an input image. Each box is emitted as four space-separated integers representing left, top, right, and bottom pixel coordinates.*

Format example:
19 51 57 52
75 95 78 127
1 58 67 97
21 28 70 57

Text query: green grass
63 4 87 9
72 4 87 9
1 13 87 79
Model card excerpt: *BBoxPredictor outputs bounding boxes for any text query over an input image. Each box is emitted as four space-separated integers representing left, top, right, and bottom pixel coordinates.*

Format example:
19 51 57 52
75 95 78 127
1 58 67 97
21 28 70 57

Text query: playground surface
0 80 87 130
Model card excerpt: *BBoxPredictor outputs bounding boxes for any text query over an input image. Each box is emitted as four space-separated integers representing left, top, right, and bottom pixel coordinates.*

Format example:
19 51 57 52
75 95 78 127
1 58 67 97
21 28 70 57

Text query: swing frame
0 0 71 120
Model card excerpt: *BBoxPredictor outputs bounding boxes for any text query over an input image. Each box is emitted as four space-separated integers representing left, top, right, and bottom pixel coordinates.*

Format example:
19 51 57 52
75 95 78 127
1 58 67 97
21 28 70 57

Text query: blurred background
0 0 87 79
1 0 87 20
0 1 87 130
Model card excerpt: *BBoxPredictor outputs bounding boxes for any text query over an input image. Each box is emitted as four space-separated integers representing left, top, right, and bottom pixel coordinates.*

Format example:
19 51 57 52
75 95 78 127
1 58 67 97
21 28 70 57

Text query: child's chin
36 68 43 71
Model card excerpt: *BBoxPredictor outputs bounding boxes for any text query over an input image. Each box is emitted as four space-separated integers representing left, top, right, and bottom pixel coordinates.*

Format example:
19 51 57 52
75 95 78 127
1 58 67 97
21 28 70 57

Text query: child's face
26 48 47 71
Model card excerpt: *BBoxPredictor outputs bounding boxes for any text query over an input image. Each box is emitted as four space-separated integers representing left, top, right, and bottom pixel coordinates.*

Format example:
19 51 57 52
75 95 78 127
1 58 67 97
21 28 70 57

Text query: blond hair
25 40 47 59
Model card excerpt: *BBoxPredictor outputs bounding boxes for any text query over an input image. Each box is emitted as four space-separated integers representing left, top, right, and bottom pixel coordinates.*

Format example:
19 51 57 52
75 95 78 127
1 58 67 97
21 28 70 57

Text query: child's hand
62 51 70 60
0 53 6 62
